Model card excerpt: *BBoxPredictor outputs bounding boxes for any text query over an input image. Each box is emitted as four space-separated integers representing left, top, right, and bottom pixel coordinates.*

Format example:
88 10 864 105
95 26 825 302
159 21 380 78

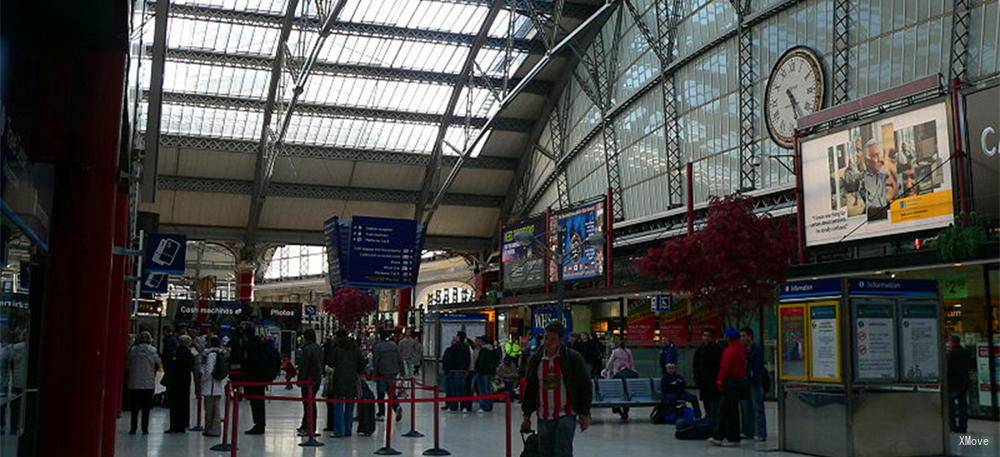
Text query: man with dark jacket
692 327 723 423
297 329 324 435
521 322 592 457
660 340 679 376
661 363 701 417
442 332 472 411
946 334 971 433
371 330 403 419
243 333 279 434
326 331 366 437
740 327 767 441
474 337 500 412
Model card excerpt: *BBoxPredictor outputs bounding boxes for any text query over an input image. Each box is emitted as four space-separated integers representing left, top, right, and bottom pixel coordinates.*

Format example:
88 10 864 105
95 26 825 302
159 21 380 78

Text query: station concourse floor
115 387 999 457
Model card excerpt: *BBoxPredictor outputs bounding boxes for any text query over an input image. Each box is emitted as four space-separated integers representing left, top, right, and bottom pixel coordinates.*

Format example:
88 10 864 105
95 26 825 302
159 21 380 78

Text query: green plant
938 213 988 261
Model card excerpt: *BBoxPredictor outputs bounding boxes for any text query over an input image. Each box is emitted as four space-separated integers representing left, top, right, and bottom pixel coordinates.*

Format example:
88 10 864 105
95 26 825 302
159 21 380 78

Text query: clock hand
785 88 804 119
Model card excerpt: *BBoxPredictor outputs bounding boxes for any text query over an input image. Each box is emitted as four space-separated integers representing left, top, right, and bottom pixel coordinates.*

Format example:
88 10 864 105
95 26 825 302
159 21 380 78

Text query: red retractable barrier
210 383 234 452
402 379 424 438
189 395 204 432
422 384 449 456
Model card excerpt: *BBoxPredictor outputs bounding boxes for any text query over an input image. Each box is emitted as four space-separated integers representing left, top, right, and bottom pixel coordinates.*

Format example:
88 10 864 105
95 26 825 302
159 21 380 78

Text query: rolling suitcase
356 381 376 436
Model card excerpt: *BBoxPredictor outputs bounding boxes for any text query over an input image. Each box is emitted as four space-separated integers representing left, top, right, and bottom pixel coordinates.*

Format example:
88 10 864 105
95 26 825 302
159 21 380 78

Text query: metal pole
141 0 169 202
229 389 240 457
505 392 513 457
423 385 450 456
210 383 232 451
190 395 204 431
403 379 423 437
300 384 323 447
686 162 694 235
375 384 401 455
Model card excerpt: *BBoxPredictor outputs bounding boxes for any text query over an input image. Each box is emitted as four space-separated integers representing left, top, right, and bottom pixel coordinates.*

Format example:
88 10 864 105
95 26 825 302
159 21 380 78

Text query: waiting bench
591 378 662 408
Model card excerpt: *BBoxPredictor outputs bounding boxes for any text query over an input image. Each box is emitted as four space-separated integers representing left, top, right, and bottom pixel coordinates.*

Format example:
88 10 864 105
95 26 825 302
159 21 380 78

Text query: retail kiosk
777 278 947 457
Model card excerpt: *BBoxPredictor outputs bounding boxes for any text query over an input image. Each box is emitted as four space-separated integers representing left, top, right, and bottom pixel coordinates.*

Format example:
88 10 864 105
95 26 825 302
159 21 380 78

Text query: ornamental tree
636 195 796 327
322 287 377 328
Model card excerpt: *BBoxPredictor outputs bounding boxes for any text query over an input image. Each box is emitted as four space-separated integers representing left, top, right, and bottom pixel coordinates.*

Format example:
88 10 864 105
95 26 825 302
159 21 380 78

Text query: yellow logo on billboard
890 190 953 224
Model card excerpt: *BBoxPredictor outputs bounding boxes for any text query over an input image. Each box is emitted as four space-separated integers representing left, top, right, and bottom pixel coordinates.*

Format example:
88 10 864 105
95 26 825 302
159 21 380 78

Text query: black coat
442 341 471 372
692 341 723 396
166 348 194 393
947 346 970 393
299 341 325 384
475 346 500 376
327 341 366 398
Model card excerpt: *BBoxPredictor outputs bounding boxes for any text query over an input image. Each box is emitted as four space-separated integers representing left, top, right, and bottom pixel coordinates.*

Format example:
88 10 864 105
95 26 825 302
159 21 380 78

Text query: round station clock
764 46 826 149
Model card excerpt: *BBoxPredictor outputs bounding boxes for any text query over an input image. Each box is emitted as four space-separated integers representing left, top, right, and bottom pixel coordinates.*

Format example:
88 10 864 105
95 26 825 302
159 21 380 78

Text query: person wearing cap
521 322 592 457
709 328 748 447
844 137 893 220
946 334 971 433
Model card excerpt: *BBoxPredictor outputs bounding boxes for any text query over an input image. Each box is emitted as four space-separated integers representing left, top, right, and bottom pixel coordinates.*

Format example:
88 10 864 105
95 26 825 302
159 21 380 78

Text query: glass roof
136 0 538 156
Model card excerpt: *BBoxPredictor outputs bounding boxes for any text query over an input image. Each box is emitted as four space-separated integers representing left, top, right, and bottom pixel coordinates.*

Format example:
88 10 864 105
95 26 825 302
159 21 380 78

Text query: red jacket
716 340 747 389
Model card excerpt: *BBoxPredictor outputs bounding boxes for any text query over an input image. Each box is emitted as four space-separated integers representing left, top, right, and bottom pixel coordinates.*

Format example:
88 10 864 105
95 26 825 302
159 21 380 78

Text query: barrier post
300 384 324 447
505 392 512 457
189 394 204 431
374 384 401 455
422 385 450 456
210 384 233 452
229 389 240 457
402 379 424 438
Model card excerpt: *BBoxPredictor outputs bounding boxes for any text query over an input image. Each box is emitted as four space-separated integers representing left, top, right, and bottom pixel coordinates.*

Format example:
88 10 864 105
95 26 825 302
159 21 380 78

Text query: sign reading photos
801 102 953 246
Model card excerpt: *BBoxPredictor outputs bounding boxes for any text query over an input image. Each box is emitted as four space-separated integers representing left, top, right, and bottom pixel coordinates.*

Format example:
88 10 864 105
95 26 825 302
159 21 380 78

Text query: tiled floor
110 387 999 457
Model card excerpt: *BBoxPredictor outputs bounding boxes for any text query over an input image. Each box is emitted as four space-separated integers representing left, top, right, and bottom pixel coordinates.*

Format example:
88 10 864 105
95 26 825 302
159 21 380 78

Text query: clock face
765 47 825 149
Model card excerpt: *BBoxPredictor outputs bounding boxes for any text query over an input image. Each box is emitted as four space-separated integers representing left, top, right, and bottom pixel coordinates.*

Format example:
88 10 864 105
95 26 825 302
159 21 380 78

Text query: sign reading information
809 302 841 382
899 302 940 382
853 300 897 383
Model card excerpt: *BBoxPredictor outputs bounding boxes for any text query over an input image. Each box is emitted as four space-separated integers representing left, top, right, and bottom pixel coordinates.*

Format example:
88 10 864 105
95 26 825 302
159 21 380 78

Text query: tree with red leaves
636 195 796 327
322 287 377 329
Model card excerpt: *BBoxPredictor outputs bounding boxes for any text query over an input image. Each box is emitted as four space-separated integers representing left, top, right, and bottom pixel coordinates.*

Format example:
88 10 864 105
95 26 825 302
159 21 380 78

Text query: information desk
776 278 947 457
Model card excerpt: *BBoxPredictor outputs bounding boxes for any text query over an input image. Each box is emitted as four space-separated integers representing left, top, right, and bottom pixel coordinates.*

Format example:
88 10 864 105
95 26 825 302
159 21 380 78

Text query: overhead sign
801 102 953 246
779 278 842 299
259 303 303 329
848 278 938 297
550 200 605 281
964 85 999 222
304 304 317 317
140 270 169 295
325 216 425 289
501 215 546 290
171 300 247 323
651 294 673 313
143 234 187 274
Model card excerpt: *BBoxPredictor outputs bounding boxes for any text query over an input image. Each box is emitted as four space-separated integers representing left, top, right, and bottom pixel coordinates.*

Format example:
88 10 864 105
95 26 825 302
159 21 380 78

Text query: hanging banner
140 270 169 295
170 300 248 323
779 305 808 381
808 302 841 382
852 300 898 383
501 215 547 290
549 200 605 281
964 85 999 221
898 302 940 382
801 102 953 246
325 215 426 289
143 234 187 274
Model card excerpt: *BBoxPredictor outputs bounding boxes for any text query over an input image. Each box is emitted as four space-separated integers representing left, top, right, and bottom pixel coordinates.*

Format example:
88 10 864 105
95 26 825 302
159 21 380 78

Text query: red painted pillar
237 263 256 302
32 51 126 457
102 187 130 457
397 288 412 328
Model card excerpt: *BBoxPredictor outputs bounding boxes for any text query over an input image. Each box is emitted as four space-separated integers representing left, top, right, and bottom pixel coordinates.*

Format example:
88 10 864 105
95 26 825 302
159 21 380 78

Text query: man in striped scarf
521 322 592 457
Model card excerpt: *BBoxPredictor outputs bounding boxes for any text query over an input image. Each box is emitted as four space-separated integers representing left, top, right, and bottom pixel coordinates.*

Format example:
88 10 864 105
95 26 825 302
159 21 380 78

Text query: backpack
211 350 230 381
520 432 539 457
675 416 714 440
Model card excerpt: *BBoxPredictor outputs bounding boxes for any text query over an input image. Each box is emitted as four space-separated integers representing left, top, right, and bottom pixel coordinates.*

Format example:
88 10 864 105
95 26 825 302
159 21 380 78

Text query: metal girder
455 0 592 20
150 90 535 133
832 0 850 105
731 0 756 192
157 47 554 96
948 0 972 83
159 224 493 251
141 0 170 203
162 2 544 54
416 1 505 224
158 175 504 207
591 7 625 221
149 133 517 170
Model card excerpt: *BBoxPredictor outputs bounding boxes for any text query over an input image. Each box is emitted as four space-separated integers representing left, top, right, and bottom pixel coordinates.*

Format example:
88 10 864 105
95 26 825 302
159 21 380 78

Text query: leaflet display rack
776 278 946 457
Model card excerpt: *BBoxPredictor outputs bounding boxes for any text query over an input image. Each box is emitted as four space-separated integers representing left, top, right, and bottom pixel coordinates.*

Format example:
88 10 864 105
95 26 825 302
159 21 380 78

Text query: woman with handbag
708 328 747 447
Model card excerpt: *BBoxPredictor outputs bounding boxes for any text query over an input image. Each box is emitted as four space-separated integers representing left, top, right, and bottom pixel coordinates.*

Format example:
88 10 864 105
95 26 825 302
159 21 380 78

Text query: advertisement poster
801 102 953 246
501 216 546 289
809 302 841 382
899 302 940 381
976 344 1000 406
532 305 573 340
779 305 808 380
549 201 605 281
964 85 999 221
853 300 897 382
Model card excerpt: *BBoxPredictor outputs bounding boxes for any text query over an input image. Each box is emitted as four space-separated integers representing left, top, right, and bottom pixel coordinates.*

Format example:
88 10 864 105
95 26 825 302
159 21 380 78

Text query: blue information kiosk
776 278 947 457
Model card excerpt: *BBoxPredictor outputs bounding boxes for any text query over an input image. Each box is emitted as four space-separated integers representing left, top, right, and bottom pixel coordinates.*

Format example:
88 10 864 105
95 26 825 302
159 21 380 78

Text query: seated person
661 363 701 418
496 356 520 399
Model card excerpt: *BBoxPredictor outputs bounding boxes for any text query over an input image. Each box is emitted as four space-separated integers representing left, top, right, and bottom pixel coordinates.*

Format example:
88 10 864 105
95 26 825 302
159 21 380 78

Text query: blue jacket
746 342 766 385
660 372 688 396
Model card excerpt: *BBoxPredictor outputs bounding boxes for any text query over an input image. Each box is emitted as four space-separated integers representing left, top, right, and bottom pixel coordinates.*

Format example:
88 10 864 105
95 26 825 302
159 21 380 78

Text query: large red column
237 263 256 301
30 46 126 457
101 187 130 457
